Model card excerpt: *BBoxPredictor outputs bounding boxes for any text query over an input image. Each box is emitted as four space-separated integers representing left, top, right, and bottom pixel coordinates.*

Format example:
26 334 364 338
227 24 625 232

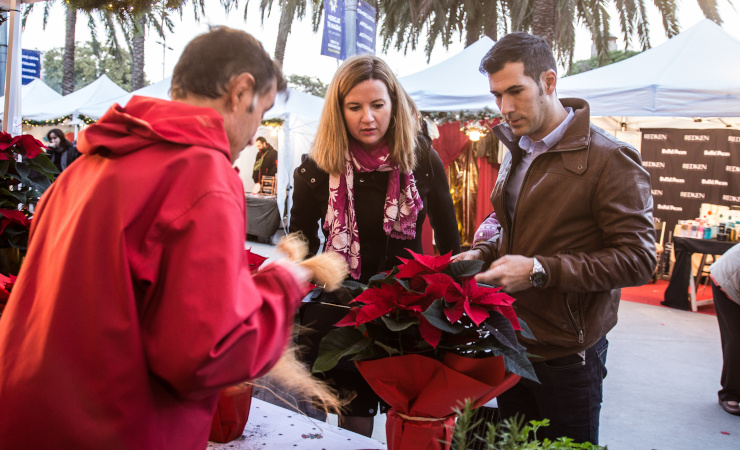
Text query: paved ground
248 241 740 449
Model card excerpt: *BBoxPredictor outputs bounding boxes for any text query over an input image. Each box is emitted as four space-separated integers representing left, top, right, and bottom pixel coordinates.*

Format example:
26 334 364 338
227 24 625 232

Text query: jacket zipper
564 295 585 344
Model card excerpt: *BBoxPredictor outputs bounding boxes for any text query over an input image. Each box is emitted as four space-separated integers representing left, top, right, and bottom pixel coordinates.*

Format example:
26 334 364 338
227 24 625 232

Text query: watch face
531 271 547 287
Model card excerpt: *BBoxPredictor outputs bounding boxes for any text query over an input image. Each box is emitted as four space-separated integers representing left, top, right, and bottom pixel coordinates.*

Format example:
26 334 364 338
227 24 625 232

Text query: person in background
0 27 310 449
252 136 278 186
46 128 80 172
289 54 461 436
710 243 740 416
453 32 655 444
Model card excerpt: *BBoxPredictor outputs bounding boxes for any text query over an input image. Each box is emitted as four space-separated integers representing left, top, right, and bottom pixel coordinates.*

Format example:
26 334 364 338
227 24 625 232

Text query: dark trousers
496 337 608 445
712 281 740 402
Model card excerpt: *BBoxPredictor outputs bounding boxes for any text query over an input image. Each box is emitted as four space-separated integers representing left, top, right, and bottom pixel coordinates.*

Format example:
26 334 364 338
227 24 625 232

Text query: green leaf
355 342 390 361
381 314 418 332
518 318 536 341
483 312 519 351
373 340 401 356
368 271 393 284
501 347 539 383
0 188 26 204
341 280 367 292
422 298 466 334
11 159 30 179
443 259 484 279
0 160 9 177
312 327 372 373
27 155 60 180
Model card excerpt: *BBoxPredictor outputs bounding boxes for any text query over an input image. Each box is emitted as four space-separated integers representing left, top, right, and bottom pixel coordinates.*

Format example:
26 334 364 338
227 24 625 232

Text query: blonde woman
289 55 460 436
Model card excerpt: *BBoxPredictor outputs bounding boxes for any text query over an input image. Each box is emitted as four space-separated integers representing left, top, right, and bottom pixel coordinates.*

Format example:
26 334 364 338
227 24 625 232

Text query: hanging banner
21 49 42 85
640 128 740 234
355 0 376 56
321 0 345 60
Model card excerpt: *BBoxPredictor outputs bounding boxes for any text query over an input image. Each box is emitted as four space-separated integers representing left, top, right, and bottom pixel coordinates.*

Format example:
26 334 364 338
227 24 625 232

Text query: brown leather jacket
474 98 656 360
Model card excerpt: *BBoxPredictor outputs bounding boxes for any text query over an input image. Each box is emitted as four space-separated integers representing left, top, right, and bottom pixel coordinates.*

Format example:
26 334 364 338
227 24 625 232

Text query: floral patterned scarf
324 140 423 279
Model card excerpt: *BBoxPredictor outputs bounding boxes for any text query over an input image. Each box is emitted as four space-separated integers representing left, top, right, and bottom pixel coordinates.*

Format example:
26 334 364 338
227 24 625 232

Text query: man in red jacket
0 27 308 449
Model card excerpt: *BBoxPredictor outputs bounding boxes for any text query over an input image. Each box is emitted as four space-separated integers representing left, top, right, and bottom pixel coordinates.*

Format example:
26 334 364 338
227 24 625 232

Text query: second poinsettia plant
313 250 538 382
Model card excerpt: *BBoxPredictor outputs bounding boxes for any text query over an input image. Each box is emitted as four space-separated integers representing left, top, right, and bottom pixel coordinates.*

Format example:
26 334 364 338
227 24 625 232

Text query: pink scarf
324 140 423 279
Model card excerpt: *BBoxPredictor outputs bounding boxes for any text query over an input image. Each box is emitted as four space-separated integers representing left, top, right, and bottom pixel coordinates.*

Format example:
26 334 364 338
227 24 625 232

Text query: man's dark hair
255 136 267 144
171 26 287 100
479 32 557 83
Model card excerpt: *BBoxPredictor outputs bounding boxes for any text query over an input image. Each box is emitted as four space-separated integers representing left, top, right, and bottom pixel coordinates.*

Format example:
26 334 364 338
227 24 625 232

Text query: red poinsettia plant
0 132 58 252
312 251 537 382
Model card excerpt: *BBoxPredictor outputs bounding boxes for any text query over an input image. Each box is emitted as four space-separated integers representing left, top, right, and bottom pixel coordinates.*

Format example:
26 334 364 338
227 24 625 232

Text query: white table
207 398 387 449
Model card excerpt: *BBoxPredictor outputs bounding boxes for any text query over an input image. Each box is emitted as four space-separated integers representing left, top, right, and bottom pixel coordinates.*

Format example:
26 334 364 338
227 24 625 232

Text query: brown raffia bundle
259 233 348 415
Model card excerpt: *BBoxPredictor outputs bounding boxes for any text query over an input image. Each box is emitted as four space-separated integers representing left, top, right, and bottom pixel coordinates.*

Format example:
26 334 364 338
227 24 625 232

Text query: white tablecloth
207 398 386 449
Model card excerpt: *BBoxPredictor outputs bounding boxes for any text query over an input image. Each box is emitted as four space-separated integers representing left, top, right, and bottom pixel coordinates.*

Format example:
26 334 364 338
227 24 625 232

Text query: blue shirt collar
518 107 575 153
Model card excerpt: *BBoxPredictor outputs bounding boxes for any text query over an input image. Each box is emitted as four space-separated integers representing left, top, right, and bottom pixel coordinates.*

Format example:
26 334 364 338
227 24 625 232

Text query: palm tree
376 0 724 70
62 7 77 95
246 0 310 69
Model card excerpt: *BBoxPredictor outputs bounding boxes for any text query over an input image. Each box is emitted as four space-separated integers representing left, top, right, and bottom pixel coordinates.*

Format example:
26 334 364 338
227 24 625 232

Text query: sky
16 0 740 88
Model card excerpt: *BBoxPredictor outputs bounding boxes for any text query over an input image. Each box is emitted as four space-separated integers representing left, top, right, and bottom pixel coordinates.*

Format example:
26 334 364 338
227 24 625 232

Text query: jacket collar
493 98 591 154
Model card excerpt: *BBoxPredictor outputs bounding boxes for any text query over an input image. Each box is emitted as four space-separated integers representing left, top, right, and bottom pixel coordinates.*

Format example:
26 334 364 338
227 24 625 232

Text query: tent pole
2 0 21 136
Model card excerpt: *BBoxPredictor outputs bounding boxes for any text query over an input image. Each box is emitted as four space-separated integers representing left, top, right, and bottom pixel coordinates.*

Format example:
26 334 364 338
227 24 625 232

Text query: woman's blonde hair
311 55 419 175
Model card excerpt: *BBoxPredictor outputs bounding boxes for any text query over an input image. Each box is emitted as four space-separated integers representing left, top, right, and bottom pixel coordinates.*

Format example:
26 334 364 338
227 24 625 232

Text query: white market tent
23 74 128 122
78 76 171 119
0 78 62 118
399 37 495 112
399 20 740 131
81 78 324 224
557 19 740 121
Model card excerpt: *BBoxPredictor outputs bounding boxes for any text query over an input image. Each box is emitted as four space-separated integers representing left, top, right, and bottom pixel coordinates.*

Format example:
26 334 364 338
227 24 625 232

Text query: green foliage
568 50 642 76
66 0 187 15
449 401 607 450
43 43 137 94
287 74 327 98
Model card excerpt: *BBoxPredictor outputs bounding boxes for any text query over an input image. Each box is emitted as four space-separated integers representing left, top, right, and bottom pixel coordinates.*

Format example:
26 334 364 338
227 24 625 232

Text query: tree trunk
62 8 76 95
531 0 556 47
483 2 498 42
273 1 294 69
131 15 146 90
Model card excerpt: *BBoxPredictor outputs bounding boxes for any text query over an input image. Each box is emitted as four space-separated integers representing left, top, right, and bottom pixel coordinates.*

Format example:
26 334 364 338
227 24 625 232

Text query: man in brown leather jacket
454 32 656 445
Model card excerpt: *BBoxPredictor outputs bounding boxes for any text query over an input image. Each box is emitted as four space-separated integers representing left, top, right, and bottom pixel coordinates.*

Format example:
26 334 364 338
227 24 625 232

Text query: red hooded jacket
0 97 306 449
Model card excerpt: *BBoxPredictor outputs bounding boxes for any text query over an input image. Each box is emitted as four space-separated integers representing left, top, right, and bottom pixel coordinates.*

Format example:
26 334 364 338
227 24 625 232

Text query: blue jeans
496 336 608 445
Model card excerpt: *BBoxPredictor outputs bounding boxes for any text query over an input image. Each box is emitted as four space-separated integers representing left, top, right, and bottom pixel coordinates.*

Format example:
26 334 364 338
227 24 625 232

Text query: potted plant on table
312 250 539 450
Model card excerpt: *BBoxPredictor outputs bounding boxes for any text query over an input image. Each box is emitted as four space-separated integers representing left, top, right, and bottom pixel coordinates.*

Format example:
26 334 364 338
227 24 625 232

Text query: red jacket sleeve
138 191 306 400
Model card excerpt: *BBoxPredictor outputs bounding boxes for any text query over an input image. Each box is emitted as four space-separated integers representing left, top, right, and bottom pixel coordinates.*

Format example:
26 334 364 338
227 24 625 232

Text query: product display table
246 194 281 239
207 398 386 449
662 236 736 311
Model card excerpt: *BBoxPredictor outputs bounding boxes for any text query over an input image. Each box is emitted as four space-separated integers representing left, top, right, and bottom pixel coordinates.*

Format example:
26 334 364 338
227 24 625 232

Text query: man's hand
450 248 484 263
474 255 534 293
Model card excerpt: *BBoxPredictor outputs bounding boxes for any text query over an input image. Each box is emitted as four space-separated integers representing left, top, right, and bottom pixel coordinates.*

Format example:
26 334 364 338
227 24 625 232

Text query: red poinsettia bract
424 273 520 329
0 133 46 160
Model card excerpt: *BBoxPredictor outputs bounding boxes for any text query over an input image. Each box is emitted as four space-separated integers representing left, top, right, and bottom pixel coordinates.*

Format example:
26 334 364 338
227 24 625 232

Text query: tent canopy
399 37 496 112
0 78 61 118
23 74 128 121
81 78 324 223
557 20 740 118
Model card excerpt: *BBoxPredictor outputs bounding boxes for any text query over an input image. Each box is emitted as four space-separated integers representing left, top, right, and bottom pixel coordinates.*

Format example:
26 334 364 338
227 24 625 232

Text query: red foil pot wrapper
208 383 254 443
357 353 520 450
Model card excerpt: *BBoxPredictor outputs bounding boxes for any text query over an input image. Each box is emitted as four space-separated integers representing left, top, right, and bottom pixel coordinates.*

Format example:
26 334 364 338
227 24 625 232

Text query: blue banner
355 0 376 56
21 49 42 85
320 0 345 60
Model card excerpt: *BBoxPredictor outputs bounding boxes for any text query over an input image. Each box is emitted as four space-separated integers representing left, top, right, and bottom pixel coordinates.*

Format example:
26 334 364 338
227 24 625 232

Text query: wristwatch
530 257 547 288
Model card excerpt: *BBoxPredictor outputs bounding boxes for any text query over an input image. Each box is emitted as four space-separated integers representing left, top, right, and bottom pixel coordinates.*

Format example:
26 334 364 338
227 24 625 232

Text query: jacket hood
78 96 231 161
